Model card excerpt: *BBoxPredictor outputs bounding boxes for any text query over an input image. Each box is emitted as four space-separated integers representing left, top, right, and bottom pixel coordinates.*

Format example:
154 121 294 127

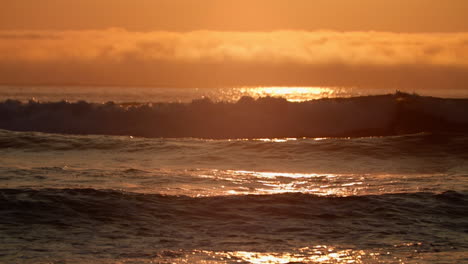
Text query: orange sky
2 0 468 32
1 1 468 88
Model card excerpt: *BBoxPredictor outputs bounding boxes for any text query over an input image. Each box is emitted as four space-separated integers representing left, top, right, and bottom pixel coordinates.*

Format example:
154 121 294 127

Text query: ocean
0 86 467 263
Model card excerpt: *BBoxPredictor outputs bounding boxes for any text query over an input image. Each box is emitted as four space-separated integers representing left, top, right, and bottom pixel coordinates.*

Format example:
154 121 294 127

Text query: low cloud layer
1 29 467 88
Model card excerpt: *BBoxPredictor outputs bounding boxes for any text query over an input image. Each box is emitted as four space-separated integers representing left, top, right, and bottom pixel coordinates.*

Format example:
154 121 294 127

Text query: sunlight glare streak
255 138 297 142
186 246 372 263
237 86 339 102
194 170 366 197
229 170 336 179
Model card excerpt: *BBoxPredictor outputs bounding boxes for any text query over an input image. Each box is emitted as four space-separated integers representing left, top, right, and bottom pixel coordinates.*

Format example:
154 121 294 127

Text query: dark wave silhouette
1 188 466 229
1 188 466 251
2 188 466 223
0 92 467 138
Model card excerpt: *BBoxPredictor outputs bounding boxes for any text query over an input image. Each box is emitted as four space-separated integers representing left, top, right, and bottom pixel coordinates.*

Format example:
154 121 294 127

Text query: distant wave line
0 92 467 138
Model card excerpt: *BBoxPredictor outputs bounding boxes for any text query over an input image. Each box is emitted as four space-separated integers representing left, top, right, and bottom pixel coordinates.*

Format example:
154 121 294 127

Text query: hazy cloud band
1 29 467 88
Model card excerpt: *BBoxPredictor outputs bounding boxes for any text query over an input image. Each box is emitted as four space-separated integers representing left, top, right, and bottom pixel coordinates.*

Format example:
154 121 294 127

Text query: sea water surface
0 86 467 263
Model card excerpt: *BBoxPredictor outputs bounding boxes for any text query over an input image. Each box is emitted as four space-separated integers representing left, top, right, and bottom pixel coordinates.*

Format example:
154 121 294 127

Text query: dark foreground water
1 129 467 263
0 88 467 263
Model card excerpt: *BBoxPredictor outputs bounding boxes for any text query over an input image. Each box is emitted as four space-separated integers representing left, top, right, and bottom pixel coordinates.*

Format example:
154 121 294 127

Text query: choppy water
0 87 467 263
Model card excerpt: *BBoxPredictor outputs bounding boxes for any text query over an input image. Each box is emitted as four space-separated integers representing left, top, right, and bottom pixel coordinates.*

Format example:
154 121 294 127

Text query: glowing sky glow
1 1 467 88
2 0 468 32
0 30 467 88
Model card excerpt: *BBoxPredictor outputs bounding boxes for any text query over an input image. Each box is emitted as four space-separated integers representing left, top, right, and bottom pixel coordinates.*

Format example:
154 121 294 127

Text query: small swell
0 92 467 138
1 188 466 225
1 188 466 251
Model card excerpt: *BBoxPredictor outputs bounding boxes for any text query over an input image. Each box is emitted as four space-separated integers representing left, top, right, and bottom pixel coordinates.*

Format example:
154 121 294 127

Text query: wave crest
1 188 466 226
0 92 467 138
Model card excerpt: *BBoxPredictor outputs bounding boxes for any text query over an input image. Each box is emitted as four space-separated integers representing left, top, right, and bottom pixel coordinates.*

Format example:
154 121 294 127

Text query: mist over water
1 86 467 263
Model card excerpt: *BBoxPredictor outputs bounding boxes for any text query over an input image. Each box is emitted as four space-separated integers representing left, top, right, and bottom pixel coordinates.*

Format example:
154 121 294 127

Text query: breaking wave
0 92 467 138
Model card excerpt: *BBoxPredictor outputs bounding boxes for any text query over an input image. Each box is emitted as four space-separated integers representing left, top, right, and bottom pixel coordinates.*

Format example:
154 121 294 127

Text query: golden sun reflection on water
230 170 335 179
226 248 366 264
196 170 364 197
255 138 298 143
179 246 377 264
236 86 339 102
